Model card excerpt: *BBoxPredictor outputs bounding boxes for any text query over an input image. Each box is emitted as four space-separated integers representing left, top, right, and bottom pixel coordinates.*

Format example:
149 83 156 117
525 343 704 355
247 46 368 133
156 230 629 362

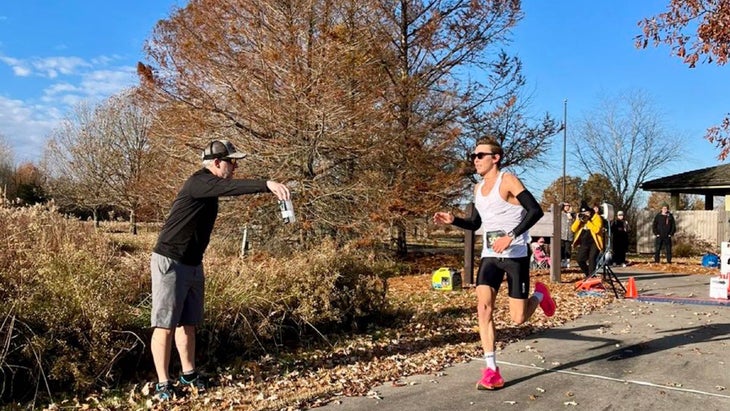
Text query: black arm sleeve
511 190 544 237
190 172 269 198
452 203 482 231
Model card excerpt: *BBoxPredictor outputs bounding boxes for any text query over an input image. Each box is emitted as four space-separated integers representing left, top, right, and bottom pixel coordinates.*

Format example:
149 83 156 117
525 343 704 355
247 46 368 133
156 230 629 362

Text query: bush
671 231 715 258
0 205 393 405
0 204 150 402
200 238 391 360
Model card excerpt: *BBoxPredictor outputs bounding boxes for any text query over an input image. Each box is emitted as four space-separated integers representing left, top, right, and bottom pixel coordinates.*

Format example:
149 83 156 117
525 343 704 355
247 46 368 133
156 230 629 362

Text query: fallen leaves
75 256 723 410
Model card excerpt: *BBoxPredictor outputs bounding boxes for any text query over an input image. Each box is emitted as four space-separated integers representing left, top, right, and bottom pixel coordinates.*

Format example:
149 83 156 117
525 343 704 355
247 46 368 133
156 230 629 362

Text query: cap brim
224 152 247 159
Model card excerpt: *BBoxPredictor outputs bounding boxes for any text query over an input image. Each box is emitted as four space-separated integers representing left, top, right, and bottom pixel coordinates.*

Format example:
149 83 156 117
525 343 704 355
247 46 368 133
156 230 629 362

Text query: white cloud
0 54 140 164
79 67 137 97
0 56 31 77
32 56 91 78
0 96 60 162
13 65 31 76
0 55 91 78
44 82 80 96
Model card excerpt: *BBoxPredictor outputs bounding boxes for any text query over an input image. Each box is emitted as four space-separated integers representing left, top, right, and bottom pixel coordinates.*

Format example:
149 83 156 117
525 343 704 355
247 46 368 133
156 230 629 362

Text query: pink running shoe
476 367 504 390
534 281 556 317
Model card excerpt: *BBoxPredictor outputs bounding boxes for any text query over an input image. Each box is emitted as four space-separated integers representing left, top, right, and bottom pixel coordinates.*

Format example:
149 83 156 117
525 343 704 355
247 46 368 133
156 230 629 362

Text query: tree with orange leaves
137 0 560 254
636 0 730 159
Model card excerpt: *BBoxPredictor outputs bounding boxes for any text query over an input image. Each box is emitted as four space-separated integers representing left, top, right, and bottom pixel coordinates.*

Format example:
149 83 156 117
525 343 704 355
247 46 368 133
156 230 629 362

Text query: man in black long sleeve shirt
150 140 290 401
652 203 676 263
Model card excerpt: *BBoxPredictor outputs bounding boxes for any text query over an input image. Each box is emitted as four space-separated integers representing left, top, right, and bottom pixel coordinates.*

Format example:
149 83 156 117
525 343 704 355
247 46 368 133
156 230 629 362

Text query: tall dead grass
0 204 149 403
0 205 392 405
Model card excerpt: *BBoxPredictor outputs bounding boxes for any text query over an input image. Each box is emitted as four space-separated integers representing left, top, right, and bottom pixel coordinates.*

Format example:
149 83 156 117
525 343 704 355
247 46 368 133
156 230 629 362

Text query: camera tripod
588 251 626 298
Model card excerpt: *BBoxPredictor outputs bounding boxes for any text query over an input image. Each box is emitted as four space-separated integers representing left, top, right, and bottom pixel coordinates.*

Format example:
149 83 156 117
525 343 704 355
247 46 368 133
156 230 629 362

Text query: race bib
485 230 506 251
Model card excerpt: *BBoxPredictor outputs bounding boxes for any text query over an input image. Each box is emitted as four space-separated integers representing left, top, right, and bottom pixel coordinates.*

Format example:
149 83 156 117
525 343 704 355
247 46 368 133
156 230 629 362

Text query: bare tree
572 90 680 214
45 102 112 225
96 93 156 234
0 134 13 202
44 93 156 233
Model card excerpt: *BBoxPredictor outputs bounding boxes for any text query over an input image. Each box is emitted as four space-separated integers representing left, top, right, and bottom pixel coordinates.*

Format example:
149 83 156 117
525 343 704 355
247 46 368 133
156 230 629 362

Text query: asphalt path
320 269 730 411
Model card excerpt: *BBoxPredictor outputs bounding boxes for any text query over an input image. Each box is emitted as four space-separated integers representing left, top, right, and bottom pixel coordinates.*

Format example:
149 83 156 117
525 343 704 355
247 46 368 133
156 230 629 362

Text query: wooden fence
526 208 730 254
635 209 730 253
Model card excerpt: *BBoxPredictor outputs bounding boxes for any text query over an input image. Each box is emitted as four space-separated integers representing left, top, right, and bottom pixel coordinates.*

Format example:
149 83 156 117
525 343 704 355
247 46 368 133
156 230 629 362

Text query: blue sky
0 0 182 162
511 1 729 198
0 1 727 202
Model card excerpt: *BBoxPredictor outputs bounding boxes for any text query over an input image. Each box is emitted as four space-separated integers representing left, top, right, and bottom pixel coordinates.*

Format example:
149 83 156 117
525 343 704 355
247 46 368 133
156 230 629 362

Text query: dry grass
0 206 392 407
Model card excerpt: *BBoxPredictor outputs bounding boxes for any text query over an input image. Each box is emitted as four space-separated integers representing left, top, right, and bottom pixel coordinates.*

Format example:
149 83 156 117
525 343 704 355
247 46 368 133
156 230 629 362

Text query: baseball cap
201 140 247 160
617 211 624 216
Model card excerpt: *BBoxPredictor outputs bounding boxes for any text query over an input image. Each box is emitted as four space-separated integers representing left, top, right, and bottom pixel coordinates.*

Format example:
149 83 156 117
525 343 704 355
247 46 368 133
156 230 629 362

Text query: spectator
531 237 551 268
652 203 676 263
572 201 604 278
594 204 609 246
559 202 574 268
149 140 290 401
611 210 630 266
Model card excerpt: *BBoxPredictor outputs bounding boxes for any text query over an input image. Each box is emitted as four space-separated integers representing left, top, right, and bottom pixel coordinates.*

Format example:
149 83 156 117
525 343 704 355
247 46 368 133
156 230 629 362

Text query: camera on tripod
599 202 614 221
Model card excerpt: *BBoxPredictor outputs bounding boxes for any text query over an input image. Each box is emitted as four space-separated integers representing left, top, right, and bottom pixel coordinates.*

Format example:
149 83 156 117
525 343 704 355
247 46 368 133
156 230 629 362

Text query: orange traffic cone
625 277 638 299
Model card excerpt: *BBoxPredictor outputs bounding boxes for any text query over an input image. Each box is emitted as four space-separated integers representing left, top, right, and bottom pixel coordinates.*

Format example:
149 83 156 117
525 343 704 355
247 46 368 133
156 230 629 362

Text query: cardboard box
709 277 729 299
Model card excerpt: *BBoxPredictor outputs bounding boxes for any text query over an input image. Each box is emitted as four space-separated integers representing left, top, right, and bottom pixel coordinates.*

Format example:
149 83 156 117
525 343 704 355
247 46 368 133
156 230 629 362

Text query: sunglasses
221 158 238 165
469 152 496 161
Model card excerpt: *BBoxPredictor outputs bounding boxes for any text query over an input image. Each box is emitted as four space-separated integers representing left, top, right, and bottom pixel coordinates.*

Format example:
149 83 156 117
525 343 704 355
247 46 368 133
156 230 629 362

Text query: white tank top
474 172 528 258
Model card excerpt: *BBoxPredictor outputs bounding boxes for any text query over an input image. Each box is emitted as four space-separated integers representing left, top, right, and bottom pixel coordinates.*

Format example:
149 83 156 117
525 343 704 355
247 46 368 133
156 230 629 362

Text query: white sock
533 291 544 303
484 352 497 370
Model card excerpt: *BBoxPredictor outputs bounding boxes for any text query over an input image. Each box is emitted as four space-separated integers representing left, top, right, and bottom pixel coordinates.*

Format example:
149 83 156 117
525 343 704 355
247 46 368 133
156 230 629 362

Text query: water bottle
279 199 296 224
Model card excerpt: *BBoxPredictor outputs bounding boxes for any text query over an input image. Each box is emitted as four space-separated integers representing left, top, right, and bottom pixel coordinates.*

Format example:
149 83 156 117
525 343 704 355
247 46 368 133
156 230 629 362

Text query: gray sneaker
153 381 179 401
179 373 207 393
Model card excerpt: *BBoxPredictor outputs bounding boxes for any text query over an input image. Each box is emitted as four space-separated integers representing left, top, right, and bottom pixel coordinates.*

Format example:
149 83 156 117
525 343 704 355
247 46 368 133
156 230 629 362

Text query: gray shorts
150 252 205 328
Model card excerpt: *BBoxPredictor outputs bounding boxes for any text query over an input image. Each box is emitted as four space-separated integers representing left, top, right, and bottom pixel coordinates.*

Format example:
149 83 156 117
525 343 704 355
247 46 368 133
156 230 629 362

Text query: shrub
672 231 715 258
200 238 391 360
1 205 393 405
0 204 150 402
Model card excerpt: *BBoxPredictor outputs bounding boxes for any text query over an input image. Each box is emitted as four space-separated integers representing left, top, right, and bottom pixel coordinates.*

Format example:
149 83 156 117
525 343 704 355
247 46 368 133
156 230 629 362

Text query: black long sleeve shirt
652 212 676 237
153 168 269 265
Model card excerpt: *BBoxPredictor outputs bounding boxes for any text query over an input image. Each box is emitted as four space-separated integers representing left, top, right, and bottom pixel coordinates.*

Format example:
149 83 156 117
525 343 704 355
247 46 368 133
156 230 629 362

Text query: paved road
320 269 730 411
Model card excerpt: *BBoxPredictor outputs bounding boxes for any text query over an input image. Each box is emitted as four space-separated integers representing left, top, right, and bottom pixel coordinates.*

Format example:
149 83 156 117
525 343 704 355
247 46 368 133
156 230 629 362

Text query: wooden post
240 226 249 258
463 203 475 286
550 203 561 283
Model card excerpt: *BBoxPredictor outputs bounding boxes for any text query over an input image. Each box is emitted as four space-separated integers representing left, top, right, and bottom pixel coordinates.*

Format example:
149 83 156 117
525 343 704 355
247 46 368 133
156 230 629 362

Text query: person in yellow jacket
571 201 604 278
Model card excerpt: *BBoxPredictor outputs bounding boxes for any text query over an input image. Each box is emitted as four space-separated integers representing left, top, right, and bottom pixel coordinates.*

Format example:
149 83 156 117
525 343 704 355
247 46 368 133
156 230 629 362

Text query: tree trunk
129 208 137 235
392 221 408 257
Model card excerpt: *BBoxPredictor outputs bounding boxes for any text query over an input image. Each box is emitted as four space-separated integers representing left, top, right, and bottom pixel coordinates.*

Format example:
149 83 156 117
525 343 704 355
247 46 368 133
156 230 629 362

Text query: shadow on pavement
504 322 730 387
